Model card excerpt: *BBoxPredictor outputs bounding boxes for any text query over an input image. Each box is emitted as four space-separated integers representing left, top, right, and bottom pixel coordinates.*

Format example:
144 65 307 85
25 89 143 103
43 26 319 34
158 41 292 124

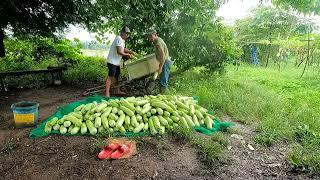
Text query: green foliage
1 37 106 88
0 0 96 34
0 0 97 57
1 37 83 70
171 64 320 172
91 0 170 51
272 0 320 14
168 8 242 72
4 39 29 69
64 55 106 84
53 38 83 60
235 7 300 43
91 0 241 72
234 6 320 66
3 0 241 72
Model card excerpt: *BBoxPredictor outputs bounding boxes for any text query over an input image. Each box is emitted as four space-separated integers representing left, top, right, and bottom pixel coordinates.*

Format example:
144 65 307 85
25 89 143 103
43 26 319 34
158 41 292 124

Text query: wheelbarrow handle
85 85 105 91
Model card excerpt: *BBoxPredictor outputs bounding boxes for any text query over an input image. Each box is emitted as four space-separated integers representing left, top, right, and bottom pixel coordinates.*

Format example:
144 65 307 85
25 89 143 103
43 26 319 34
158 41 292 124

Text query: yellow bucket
11 101 39 127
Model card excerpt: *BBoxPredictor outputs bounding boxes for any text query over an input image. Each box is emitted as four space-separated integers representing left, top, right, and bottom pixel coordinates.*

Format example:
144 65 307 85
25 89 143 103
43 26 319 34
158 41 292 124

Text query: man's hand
124 48 136 55
158 65 163 75
128 54 134 59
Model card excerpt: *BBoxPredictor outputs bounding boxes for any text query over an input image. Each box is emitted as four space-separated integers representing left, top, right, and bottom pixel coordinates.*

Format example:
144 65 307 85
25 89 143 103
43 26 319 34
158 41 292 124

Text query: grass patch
211 132 229 147
222 126 243 135
288 125 320 173
1 141 18 153
135 137 171 160
89 138 106 154
289 142 320 173
171 64 320 172
168 126 224 166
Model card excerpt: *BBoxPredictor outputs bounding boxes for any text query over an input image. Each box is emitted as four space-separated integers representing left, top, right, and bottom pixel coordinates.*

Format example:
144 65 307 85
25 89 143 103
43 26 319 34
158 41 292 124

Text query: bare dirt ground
0 86 318 180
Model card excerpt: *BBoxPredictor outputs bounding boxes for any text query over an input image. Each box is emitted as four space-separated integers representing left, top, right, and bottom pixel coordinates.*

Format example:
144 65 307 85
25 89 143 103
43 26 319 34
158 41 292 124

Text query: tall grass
171 64 320 172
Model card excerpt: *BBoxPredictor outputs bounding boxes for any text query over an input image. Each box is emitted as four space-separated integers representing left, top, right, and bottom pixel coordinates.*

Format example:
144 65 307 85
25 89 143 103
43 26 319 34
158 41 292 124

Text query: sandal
98 143 121 160
110 144 132 159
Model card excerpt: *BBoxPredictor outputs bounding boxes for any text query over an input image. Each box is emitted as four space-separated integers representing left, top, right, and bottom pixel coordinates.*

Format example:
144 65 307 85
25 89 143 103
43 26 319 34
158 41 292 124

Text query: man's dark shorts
107 63 120 78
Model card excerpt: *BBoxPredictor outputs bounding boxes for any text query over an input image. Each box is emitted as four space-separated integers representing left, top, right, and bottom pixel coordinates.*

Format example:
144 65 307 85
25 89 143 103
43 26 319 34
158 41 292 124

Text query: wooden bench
0 66 67 91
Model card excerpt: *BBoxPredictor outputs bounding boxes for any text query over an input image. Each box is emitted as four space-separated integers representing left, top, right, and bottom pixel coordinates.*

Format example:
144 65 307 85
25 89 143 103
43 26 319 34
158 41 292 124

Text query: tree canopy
272 0 320 15
1 0 320 72
234 7 316 44
89 0 241 72
1 0 240 72
0 0 96 57
234 5 320 69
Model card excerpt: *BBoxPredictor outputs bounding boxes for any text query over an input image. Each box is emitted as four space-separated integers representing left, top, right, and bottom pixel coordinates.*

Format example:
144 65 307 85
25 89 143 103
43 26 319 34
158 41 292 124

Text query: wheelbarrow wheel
146 80 161 95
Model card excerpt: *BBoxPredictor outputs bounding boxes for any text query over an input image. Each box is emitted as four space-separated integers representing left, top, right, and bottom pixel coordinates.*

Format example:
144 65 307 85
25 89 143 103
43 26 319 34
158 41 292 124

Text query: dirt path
215 117 317 179
0 86 317 179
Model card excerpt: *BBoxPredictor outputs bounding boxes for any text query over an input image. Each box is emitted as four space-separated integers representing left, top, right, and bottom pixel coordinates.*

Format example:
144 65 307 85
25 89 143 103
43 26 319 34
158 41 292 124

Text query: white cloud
64 25 116 42
217 0 320 27
65 25 96 41
217 0 272 25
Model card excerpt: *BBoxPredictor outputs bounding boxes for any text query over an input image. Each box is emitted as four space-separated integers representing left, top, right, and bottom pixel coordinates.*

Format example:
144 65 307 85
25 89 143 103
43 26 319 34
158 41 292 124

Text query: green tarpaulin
29 95 234 139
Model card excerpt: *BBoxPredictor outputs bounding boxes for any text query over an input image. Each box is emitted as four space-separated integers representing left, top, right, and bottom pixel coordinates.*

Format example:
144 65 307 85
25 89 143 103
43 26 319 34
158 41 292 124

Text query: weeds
89 138 106 154
211 132 229 147
171 64 320 172
1 141 18 153
168 127 224 166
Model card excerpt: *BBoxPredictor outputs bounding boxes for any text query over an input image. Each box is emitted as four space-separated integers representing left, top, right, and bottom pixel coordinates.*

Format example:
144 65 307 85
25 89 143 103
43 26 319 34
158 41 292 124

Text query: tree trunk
309 48 315 66
300 25 311 78
297 54 305 68
266 43 271 67
265 23 273 67
0 29 5 57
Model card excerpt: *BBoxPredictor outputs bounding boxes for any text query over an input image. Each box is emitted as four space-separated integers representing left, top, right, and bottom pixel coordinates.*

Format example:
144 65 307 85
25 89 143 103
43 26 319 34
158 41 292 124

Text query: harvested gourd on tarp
30 95 234 138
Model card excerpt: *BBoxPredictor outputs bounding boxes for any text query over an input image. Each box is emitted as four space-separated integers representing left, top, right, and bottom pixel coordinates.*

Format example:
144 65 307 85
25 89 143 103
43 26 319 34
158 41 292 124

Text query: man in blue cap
146 29 172 93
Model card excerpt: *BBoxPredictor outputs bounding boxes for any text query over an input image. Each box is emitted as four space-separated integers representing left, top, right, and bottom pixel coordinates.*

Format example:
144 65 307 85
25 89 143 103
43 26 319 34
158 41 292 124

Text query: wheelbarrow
83 54 161 96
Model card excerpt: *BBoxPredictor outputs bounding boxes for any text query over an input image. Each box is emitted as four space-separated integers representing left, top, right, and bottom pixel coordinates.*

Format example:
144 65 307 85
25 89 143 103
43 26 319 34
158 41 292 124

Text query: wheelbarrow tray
125 53 159 81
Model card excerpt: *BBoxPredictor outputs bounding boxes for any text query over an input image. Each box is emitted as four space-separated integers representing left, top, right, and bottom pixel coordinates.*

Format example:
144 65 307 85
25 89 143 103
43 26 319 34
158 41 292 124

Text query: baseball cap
145 29 157 36
121 26 131 33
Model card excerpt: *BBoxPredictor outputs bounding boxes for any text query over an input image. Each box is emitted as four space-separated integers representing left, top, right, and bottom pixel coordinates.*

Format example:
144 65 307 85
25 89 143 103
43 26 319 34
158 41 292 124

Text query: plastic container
125 53 159 80
11 101 39 127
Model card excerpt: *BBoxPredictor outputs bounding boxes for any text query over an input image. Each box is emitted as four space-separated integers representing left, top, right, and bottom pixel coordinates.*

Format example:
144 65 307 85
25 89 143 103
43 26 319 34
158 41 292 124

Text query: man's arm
157 44 165 74
117 46 132 57
124 48 136 55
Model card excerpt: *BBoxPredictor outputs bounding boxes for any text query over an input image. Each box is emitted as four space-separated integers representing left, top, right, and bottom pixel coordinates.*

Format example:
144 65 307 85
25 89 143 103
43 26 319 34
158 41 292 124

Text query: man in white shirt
106 27 135 97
